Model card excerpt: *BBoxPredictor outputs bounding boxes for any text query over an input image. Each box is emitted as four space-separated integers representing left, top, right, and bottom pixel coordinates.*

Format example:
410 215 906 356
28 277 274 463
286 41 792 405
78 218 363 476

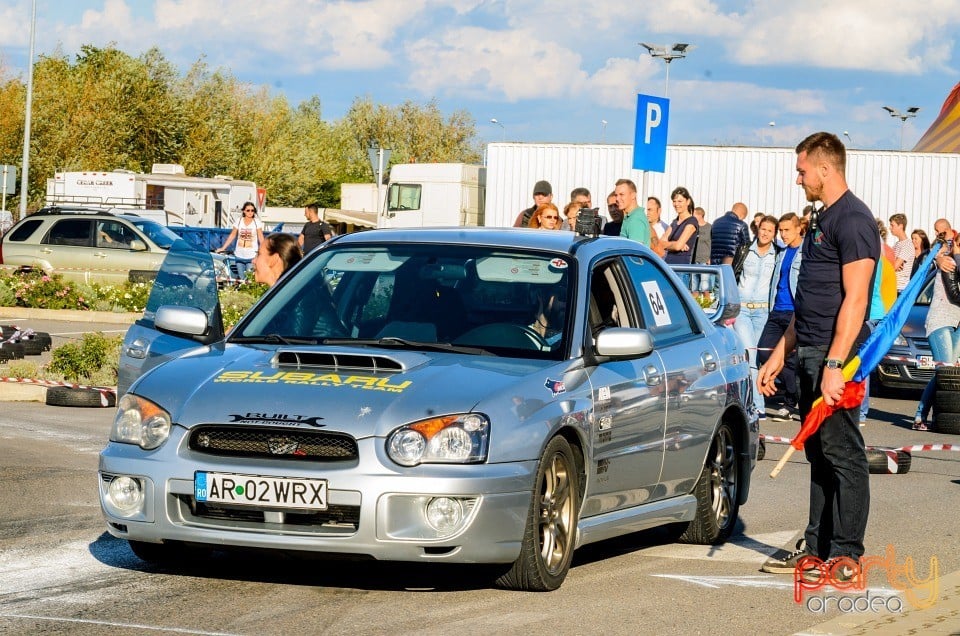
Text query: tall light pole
601 119 607 142
767 121 775 146
843 131 853 146
18 0 36 219
639 42 693 97
490 118 505 142
882 106 920 150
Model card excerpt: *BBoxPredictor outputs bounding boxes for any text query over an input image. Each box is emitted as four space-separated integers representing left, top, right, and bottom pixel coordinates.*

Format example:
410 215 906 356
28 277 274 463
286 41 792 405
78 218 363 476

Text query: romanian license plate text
916 355 934 370
195 472 327 510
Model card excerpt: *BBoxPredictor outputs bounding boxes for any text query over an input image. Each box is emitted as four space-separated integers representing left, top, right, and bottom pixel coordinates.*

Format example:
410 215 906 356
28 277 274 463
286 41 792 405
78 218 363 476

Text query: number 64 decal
640 281 671 327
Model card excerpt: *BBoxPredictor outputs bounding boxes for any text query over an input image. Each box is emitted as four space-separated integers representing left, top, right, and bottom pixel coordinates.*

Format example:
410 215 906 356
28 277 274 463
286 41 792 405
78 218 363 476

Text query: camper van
378 163 485 228
45 164 262 228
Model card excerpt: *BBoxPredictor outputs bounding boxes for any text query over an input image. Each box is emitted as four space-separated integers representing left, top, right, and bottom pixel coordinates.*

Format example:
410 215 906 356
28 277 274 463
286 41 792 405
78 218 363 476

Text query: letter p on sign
632 94 670 173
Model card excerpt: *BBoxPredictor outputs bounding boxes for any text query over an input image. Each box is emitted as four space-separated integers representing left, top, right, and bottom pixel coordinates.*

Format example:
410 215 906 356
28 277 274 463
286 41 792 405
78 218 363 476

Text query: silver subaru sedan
101 228 758 591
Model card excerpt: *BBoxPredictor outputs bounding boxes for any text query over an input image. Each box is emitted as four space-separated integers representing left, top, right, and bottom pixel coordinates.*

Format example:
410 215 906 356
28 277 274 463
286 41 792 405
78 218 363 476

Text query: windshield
232 243 574 360
129 218 182 249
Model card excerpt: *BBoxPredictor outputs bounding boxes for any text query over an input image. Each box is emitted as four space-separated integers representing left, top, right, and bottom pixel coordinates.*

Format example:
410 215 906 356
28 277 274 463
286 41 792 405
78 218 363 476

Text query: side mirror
129 239 147 251
155 305 209 337
595 327 655 357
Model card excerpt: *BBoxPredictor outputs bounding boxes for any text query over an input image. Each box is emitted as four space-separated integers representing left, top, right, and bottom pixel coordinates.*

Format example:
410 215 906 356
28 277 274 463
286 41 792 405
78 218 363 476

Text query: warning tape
893 443 960 452
0 376 116 406
760 433 960 453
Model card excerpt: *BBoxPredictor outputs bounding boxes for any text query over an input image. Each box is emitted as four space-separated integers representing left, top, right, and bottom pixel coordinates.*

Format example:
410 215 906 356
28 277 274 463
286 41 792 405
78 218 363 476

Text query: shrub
47 332 122 383
92 280 153 313
9 270 90 310
219 287 263 331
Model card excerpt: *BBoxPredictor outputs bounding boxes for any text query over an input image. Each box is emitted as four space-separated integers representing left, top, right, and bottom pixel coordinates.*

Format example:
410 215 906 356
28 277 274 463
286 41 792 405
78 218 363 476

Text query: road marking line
0 614 241 635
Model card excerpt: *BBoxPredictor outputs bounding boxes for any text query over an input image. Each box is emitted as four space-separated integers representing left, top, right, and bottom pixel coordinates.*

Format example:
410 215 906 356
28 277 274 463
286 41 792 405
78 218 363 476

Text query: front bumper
876 354 934 390
99 436 535 564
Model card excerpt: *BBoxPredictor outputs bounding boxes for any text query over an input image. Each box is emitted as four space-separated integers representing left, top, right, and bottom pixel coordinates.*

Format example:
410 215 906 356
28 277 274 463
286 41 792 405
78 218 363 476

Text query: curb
0 383 45 402
0 307 140 325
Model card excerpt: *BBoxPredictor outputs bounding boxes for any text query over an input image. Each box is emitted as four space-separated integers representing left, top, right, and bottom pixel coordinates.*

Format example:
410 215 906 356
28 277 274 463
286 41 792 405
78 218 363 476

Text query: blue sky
0 0 958 151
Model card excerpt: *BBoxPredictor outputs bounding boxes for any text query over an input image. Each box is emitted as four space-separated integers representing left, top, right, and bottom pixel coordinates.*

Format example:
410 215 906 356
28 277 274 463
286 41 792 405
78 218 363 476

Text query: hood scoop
273 349 405 373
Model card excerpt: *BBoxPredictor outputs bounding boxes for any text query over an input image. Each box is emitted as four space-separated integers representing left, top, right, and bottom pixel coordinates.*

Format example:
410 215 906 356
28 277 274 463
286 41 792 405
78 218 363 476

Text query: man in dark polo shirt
757 132 879 580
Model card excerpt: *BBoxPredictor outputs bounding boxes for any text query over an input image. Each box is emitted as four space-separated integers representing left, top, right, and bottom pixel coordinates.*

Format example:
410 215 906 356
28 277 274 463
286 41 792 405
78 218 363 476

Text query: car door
117 241 224 395
92 219 160 283
581 257 668 517
40 218 96 281
623 256 726 497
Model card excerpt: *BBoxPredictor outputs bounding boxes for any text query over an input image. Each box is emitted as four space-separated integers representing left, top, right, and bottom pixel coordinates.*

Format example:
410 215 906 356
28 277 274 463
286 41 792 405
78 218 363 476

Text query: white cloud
731 1 960 73
406 26 590 101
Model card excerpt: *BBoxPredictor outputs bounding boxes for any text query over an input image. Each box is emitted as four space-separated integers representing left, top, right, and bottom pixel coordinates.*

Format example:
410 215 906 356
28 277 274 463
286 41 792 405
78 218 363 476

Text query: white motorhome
45 164 261 228
378 163 485 228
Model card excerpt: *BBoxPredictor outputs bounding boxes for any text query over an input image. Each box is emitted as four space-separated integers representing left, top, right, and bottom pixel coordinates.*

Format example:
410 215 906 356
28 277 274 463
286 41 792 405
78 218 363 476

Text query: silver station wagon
101 228 758 591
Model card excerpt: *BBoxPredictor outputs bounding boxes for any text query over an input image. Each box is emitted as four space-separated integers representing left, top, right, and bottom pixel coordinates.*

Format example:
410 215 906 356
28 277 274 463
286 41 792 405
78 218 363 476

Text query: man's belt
744 302 769 309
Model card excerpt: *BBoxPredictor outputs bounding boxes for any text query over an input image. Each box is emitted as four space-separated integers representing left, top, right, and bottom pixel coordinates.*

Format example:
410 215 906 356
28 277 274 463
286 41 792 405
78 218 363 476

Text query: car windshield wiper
229 334 319 345
320 337 492 356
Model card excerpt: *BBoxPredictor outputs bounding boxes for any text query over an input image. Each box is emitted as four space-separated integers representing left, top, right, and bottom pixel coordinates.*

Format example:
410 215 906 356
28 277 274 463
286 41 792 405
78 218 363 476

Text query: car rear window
6 219 43 242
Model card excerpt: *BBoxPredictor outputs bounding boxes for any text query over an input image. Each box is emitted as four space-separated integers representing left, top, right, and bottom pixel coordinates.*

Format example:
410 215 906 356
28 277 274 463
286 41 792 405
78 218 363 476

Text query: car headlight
387 414 489 466
893 333 907 347
111 394 172 450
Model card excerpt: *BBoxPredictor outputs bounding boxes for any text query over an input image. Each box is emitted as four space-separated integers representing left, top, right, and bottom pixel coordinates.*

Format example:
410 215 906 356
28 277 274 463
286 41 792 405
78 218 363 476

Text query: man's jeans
757 309 798 408
734 305 769 416
916 325 960 422
798 345 870 561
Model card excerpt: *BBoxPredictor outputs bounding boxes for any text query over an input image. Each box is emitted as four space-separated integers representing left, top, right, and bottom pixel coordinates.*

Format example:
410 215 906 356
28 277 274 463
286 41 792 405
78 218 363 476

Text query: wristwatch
824 358 843 370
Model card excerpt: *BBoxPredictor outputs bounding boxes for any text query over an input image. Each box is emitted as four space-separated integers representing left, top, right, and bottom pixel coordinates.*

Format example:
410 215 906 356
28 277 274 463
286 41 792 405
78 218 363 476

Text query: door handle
643 365 662 386
701 351 718 372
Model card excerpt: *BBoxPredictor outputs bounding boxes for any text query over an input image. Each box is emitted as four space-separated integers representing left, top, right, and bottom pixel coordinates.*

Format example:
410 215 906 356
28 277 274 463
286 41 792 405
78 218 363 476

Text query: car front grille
172 494 360 535
188 425 358 461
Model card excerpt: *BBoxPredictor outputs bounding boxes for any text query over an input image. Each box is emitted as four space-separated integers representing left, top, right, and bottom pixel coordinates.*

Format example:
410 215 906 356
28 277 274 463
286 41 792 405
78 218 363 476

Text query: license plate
916 355 934 370
195 472 327 510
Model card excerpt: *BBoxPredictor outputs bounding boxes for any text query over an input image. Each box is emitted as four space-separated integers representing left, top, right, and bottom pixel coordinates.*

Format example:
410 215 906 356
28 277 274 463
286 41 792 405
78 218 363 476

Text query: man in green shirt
615 178 652 247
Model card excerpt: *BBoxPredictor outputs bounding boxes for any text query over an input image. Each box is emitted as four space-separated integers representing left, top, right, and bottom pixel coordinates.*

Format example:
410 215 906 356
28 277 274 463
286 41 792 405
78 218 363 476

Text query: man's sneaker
760 538 808 573
801 556 862 585
770 406 796 422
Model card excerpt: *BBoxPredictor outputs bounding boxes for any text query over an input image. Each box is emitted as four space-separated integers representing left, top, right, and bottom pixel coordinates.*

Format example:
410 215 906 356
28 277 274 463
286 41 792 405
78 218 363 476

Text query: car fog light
108 476 144 513
425 497 464 532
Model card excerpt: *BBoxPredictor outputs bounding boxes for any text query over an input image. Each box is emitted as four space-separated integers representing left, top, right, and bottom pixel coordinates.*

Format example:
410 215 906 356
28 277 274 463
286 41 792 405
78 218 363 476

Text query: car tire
866 448 911 474
21 337 44 356
679 422 740 544
933 390 960 415
45 386 117 408
933 411 960 435
0 342 24 359
495 436 580 591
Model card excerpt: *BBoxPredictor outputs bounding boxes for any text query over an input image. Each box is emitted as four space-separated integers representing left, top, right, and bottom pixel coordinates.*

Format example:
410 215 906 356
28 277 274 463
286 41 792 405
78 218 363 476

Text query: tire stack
0 326 52 358
933 366 960 434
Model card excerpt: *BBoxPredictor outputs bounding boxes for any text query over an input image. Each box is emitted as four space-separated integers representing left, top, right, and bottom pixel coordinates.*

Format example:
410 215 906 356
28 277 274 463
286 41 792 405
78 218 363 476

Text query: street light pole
490 118 505 142
882 106 920 151
601 119 607 143
18 0 36 219
639 42 693 98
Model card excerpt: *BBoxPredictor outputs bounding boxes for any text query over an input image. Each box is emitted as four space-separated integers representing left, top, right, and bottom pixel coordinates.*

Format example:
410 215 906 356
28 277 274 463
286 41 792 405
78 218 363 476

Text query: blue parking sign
632 94 670 173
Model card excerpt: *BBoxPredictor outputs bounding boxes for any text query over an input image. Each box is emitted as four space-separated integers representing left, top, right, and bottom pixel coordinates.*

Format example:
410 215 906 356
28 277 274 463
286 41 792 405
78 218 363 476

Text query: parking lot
0 379 958 634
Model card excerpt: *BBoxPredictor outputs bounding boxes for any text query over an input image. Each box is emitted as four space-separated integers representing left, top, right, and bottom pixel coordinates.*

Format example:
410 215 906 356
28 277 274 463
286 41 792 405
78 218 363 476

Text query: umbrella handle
770 446 796 478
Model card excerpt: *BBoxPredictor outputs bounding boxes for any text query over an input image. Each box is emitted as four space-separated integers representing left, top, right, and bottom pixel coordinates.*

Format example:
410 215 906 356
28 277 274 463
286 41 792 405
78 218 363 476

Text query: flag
770 243 942 478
